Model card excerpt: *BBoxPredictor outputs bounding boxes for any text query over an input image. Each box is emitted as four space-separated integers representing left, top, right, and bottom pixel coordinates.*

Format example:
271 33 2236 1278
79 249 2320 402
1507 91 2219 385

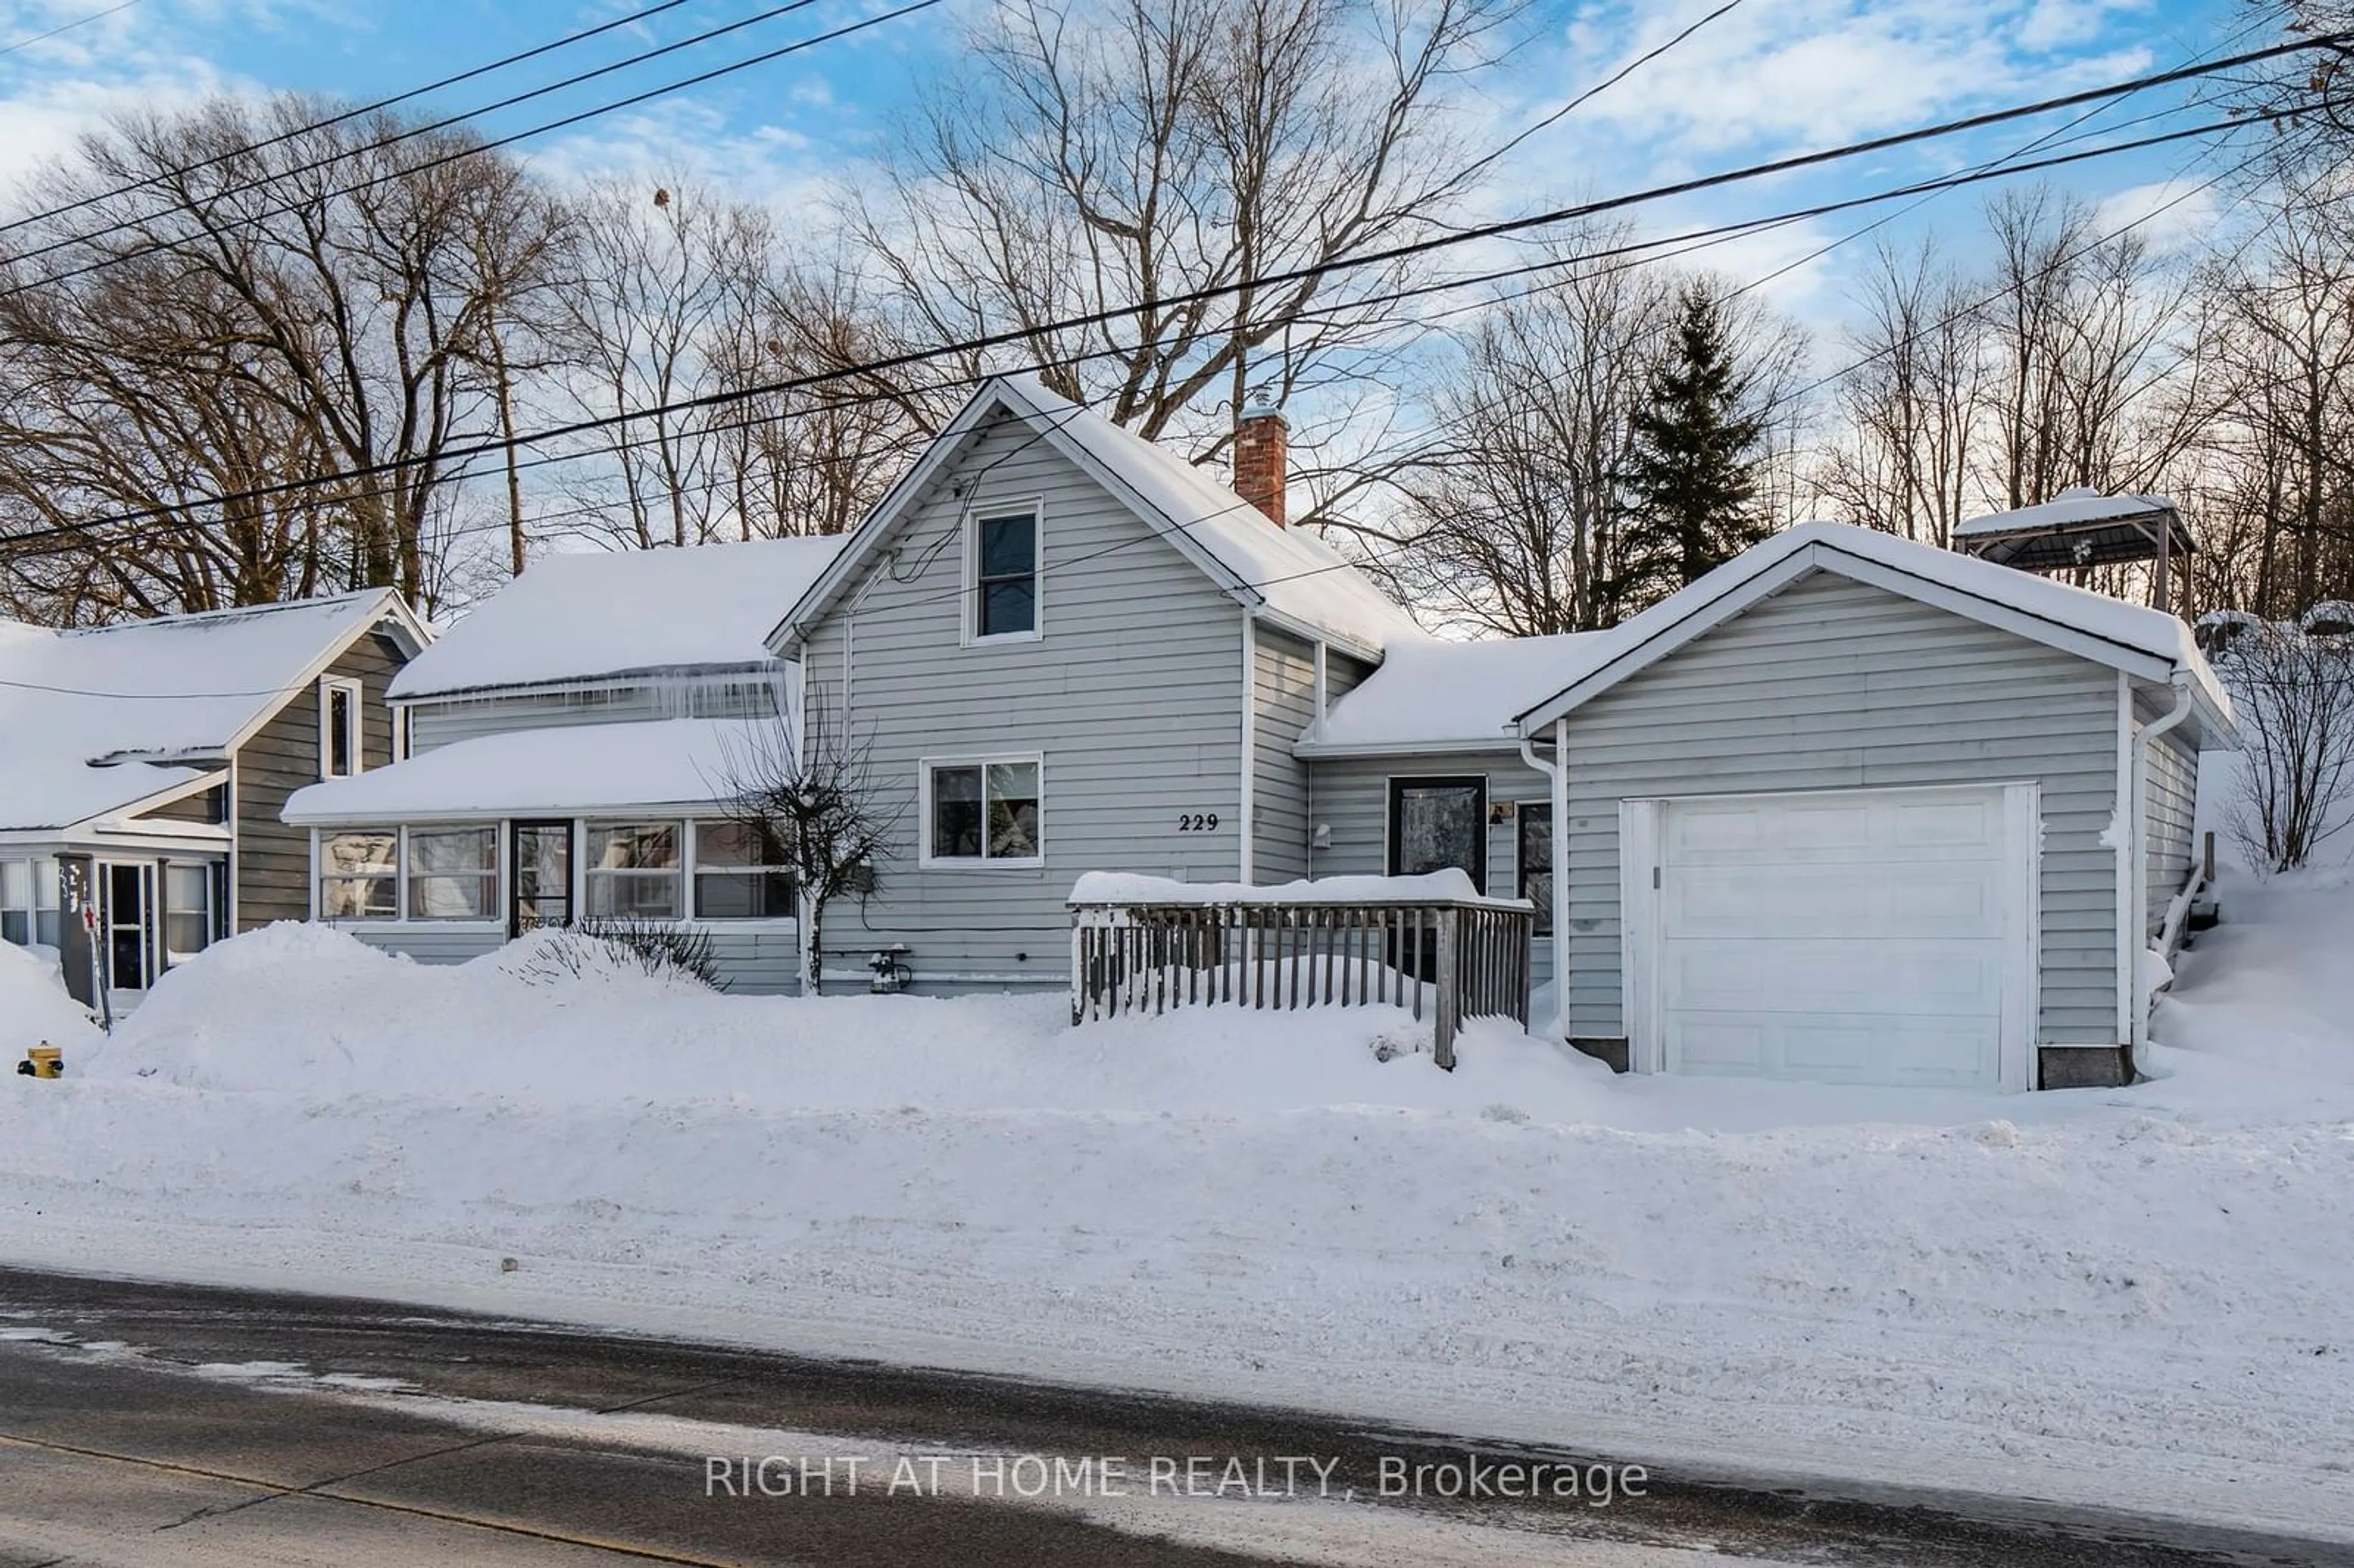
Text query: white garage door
1655 786 2021 1089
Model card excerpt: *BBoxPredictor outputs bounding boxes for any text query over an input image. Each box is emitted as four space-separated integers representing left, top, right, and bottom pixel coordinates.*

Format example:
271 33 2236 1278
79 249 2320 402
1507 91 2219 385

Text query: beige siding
797 417 1247 988
1251 629 1318 881
1557 570 2122 1045
234 630 405 931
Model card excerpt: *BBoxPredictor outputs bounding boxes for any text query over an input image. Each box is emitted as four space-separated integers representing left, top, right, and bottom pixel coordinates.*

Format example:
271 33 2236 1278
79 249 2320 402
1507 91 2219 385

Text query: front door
99 861 154 1002
511 821 573 937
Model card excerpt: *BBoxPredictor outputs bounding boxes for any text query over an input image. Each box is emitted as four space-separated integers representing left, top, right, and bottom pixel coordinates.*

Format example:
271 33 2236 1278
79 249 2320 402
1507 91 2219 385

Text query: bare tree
2222 622 2354 870
849 0 1524 488
712 695 903 995
0 96 555 618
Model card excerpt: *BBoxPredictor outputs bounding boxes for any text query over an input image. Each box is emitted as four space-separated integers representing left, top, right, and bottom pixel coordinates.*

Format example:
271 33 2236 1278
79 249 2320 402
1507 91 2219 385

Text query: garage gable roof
1513 523 2235 742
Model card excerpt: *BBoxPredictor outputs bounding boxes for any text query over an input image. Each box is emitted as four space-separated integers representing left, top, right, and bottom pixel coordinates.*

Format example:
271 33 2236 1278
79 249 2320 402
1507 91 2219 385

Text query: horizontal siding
1252 629 1317 881
1560 570 2122 1045
2143 717 2199 935
1305 751 1555 999
405 671 787 753
798 416 1247 988
335 921 801 994
235 631 404 931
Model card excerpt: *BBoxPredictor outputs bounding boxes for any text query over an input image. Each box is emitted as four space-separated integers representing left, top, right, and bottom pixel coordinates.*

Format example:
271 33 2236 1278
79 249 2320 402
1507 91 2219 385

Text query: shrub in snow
2220 621 2354 872
522 921 724 992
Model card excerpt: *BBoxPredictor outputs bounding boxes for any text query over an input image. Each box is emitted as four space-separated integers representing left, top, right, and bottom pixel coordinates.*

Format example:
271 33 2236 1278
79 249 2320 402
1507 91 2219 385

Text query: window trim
582 819 687 922
689 818 798 921
403 824 503 923
961 498 1044 646
315 826 403 922
918 752 1045 869
1514 799 1553 936
160 859 217 970
1384 774 1490 894
319 676 364 780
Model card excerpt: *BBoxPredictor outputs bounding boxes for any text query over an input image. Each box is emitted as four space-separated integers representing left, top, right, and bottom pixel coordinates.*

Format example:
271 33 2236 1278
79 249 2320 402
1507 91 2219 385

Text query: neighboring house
281 538 842 994
0 591 426 1010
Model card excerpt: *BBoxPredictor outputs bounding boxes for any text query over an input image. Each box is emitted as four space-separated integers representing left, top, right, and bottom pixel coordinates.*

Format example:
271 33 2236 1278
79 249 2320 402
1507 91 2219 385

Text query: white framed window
585 821 684 919
1 859 31 946
966 504 1040 642
163 864 215 964
319 676 363 779
406 826 499 920
921 756 1042 867
319 830 398 919
691 821 795 919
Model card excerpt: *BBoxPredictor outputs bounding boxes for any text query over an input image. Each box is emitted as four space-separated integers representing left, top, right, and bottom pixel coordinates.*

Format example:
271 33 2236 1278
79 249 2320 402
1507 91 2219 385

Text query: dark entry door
101 861 153 995
1387 776 1488 892
511 821 573 937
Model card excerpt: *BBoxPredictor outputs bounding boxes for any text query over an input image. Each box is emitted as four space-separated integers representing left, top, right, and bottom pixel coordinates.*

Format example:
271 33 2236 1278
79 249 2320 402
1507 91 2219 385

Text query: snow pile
1 882 2352 1537
0 941 97 1058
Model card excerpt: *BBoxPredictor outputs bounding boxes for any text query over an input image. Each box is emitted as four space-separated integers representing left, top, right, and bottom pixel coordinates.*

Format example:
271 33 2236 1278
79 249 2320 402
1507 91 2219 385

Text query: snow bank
4 887 2353 1538
0 941 97 1058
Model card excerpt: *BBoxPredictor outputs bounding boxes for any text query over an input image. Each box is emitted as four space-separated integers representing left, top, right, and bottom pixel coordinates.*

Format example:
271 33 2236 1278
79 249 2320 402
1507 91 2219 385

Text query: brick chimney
1232 404 1288 527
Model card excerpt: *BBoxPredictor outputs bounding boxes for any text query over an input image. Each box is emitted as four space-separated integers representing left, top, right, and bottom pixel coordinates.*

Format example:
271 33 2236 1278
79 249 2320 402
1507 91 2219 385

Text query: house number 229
1177 813 1221 831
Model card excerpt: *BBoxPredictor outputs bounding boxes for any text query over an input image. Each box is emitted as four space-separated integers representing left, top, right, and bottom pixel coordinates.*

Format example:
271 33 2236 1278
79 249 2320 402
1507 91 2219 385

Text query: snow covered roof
1301 633 1604 756
772 376 1422 660
283 718 771 823
1514 522 2235 743
1956 488 2181 537
0 591 417 832
392 536 842 701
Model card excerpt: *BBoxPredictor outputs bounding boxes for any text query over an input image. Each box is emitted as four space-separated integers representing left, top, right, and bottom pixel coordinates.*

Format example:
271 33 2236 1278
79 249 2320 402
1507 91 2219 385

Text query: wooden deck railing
1067 891 1534 1069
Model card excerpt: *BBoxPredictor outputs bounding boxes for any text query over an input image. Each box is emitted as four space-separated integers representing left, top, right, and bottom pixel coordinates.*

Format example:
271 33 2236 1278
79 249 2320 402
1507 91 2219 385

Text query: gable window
1388 776 1488 893
319 677 362 779
408 826 499 920
585 822 683 919
1516 802 1553 935
972 508 1038 640
924 758 1042 864
693 821 795 919
319 831 398 919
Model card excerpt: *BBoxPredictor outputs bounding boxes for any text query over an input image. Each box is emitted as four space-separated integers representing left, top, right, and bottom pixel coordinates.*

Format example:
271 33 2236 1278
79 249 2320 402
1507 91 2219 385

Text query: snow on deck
283 717 769 822
0 593 397 831
1955 486 2181 536
1069 869 1524 907
389 536 842 700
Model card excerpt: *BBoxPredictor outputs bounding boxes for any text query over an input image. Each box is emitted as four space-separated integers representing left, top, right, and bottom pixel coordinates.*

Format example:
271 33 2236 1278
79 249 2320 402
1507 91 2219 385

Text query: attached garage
1623 784 2038 1092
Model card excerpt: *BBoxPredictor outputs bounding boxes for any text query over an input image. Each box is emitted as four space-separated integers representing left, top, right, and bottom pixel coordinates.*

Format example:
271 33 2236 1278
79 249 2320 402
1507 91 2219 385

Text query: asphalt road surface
0 1267 2342 1567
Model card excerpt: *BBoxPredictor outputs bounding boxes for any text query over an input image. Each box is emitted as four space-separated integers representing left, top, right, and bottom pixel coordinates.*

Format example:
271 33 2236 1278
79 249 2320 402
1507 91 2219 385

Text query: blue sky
0 0 2253 337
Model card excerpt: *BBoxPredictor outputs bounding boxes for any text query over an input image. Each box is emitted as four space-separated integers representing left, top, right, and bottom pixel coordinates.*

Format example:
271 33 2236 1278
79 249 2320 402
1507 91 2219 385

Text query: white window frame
319 676 364 779
689 819 796 921
961 498 1044 647
160 861 217 969
315 827 402 921
403 824 502 923
1513 799 1552 937
582 820 687 921
918 753 1045 869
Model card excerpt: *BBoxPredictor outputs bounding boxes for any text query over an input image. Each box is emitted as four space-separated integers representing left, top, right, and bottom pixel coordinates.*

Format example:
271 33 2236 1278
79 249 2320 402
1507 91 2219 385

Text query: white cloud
2093 173 2223 255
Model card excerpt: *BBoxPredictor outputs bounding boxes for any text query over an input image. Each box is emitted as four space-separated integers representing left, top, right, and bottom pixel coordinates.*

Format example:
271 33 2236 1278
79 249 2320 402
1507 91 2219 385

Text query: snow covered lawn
2 882 2350 1540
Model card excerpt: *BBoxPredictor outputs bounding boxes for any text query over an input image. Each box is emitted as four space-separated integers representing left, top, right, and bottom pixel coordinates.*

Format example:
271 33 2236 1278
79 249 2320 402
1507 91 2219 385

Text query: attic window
972 507 1038 641
319 677 362 780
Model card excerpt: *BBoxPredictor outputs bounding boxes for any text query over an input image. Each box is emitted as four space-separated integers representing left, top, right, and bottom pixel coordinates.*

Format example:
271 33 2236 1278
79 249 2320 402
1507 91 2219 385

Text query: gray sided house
282 537 842 994
0 592 425 1010
1301 525 2233 1092
768 376 1423 991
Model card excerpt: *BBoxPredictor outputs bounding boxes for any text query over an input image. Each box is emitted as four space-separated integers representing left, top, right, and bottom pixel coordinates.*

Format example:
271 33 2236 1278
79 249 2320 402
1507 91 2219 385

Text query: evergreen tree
1612 284 1770 616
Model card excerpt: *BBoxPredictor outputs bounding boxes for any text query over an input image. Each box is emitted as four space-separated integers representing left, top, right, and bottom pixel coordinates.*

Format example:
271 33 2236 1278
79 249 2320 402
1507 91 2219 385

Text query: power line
0 100 2317 570
0 0 946 301
0 0 138 57
8 39 2331 555
0 0 698 236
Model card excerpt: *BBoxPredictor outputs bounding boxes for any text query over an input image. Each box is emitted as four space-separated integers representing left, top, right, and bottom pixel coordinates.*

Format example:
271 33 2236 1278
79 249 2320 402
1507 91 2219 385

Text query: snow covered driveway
2 879 2350 1542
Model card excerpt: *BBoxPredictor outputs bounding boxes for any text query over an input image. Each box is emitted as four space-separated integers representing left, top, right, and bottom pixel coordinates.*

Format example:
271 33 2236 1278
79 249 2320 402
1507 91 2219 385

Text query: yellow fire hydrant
17 1045 61 1079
